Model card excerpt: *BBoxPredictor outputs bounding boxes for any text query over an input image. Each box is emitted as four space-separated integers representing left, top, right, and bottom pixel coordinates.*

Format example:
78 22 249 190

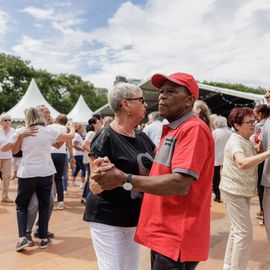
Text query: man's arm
89 155 105 194
92 158 194 196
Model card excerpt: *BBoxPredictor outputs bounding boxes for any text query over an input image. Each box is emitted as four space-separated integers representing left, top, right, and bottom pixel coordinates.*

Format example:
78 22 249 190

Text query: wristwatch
123 174 133 191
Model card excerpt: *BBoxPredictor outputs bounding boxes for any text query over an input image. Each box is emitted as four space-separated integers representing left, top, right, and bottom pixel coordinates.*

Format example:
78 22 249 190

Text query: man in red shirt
92 72 214 270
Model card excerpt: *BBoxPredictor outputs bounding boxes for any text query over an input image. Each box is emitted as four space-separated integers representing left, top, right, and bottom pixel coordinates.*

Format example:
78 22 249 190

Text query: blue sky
0 0 270 89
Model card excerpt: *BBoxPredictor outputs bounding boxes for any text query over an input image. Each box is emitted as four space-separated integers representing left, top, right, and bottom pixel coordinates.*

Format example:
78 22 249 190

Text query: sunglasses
3 119 11 122
125 96 145 104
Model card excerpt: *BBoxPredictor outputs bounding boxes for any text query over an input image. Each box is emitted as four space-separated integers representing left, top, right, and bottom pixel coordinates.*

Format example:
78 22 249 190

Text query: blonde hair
193 100 211 127
74 122 83 132
25 107 46 127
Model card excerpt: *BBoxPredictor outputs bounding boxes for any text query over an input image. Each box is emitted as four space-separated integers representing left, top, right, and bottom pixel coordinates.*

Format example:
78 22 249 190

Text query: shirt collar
166 111 195 130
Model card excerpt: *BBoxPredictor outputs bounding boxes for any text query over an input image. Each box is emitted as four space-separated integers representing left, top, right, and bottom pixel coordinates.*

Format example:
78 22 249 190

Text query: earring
127 112 130 116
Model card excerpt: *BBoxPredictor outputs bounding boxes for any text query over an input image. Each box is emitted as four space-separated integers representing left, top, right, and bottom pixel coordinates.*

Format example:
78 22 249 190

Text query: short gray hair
213 116 228 129
108 83 142 113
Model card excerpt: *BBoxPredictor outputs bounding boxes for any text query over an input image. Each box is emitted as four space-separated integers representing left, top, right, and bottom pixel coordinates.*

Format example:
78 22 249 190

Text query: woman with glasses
0 113 15 203
83 83 155 270
219 107 270 270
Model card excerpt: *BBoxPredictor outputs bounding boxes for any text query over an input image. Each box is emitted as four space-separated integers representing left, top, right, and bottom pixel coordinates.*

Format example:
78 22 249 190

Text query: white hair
213 116 228 129
108 83 142 113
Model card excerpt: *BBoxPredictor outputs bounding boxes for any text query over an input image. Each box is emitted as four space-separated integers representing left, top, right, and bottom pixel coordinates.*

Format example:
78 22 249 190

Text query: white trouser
89 222 139 270
263 187 270 241
221 191 252 270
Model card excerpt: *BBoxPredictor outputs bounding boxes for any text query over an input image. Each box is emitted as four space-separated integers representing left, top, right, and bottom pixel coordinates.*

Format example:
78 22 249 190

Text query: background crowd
0 76 270 270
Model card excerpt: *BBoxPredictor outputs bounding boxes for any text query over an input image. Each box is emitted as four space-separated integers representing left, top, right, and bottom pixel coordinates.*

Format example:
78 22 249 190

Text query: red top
135 113 214 262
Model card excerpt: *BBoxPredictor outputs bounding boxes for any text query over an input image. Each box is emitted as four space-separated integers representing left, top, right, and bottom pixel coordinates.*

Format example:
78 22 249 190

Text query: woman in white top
49 114 73 210
219 107 270 270
71 123 86 188
81 117 102 203
212 116 232 202
0 113 15 203
9 108 75 252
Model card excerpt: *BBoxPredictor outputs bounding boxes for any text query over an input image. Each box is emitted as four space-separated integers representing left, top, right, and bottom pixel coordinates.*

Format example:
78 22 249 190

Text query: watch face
123 182 133 191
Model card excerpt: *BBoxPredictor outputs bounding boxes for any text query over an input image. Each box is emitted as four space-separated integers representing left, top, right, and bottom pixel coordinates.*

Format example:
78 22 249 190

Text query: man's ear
187 96 195 108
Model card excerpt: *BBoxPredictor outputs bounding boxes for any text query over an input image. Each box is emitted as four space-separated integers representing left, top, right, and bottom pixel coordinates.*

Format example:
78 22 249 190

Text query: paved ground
0 179 270 270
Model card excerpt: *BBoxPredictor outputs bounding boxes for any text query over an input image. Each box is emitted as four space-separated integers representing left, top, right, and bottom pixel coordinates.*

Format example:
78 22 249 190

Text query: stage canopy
67 95 93 124
7 79 60 121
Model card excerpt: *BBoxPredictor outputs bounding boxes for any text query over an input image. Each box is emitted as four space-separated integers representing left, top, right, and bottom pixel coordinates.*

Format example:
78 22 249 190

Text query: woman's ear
234 123 240 131
121 99 130 111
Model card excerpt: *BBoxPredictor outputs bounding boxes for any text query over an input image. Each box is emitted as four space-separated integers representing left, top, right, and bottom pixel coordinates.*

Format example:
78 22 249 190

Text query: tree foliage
201 80 265 95
0 53 108 114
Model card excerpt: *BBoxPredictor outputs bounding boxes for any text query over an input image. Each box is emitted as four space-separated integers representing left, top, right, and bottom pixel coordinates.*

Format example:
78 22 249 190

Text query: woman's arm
82 140 90 152
234 150 270 169
73 140 84 152
0 127 38 153
56 125 75 141
0 142 13 152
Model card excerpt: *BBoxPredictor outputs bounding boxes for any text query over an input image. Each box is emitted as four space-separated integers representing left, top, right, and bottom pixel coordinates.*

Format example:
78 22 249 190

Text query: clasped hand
91 156 125 191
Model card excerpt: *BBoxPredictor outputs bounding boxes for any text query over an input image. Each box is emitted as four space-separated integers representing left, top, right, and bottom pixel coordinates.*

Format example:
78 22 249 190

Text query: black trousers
258 161 265 212
16 175 52 238
72 155 86 177
52 153 66 202
151 250 199 270
82 163 90 199
212 165 221 200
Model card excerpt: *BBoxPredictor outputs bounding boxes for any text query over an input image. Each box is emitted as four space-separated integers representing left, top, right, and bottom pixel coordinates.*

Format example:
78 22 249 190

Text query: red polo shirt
135 112 214 262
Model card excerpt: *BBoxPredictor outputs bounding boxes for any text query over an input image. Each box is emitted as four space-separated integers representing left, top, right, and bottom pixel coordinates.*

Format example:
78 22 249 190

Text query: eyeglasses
125 96 145 104
3 119 11 122
242 120 256 126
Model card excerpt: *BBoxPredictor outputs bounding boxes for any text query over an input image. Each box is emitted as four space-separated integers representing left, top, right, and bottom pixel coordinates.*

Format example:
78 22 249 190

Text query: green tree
201 80 265 95
0 53 35 112
0 53 108 114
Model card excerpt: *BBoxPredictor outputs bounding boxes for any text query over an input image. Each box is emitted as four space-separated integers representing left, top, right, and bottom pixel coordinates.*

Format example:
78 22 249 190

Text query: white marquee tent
67 95 93 124
7 78 60 121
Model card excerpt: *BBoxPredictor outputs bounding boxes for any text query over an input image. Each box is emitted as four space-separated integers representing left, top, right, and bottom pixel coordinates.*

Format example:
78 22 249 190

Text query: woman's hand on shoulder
19 126 38 138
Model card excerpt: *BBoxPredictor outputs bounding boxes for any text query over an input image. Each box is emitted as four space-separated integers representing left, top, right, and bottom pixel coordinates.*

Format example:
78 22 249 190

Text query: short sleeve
223 136 246 162
85 131 95 143
47 126 60 143
171 124 212 180
73 133 81 143
89 128 112 158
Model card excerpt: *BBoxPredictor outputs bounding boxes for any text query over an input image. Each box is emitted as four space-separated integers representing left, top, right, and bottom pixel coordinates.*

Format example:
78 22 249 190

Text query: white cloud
21 6 55 20
12 35 76 73
10 0 270 89
83 0 270 88
21 6 84 28
0 10 10 42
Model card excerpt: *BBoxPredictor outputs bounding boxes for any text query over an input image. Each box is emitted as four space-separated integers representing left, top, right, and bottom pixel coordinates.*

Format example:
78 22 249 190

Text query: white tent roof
7 78 60 121
67 95 93 124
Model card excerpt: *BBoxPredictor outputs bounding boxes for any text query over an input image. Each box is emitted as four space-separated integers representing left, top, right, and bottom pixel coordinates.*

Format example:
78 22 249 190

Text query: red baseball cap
151 72 199 100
